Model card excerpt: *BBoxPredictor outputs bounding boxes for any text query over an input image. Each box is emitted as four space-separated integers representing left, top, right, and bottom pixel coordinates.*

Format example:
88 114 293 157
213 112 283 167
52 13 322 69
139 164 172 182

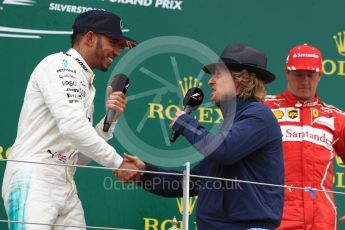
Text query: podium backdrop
1 0 345 229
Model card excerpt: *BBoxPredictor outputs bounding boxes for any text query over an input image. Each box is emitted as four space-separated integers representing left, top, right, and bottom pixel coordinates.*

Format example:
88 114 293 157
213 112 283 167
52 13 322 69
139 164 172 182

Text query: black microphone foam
103 74 129 132
183 87 204 112
170 87 204 143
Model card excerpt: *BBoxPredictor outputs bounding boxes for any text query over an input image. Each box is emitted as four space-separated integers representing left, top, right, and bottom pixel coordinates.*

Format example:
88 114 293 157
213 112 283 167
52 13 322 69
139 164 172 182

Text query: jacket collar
65 48 95 85
283 89 319 107
236 96 257 111
219 96 258 117
219 96 257 132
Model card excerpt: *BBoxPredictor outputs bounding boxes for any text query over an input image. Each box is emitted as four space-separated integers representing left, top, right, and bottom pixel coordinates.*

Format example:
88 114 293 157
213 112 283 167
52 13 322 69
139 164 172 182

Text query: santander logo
281 125 333 150
292 52 319 59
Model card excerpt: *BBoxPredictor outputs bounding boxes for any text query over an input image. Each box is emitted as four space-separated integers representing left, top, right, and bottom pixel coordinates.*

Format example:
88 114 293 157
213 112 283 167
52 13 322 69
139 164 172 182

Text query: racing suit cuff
95 117 117 141
113 154 124 169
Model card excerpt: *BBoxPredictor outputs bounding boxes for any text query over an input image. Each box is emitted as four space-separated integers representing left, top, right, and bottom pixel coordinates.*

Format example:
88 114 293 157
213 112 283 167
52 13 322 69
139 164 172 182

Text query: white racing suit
2 48 123 229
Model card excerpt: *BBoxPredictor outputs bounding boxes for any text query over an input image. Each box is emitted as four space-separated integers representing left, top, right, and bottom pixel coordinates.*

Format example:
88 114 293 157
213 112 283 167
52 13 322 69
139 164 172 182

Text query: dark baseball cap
72 10 138 49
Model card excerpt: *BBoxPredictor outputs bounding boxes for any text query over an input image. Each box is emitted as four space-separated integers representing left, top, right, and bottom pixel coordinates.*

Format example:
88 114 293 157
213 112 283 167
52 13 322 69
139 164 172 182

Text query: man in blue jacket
117 44 284 230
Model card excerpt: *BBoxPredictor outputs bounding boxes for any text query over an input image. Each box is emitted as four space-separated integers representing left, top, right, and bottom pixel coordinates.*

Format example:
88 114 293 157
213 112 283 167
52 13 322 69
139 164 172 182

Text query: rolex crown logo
178 76 203 96
333 31 345 56
335 155 345 168
176 197 198 215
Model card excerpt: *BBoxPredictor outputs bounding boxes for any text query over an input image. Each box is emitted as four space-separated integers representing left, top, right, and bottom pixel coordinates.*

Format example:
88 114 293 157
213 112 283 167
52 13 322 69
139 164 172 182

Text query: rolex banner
1 0 345 229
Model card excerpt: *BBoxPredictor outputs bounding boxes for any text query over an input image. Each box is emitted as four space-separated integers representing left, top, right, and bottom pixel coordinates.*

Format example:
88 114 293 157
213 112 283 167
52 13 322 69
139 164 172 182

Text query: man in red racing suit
265 44 345 230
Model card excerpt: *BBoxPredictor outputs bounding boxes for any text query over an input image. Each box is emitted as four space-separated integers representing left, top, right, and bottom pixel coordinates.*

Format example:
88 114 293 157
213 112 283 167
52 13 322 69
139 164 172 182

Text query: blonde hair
230 69 267 103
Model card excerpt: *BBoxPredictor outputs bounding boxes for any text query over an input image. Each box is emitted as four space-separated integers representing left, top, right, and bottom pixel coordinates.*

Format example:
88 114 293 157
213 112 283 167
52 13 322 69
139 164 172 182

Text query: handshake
114 154 146 183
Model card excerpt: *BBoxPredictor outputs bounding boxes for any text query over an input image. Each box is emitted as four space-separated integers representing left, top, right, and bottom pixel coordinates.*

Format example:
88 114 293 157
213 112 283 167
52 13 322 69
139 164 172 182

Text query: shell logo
273 110 284 120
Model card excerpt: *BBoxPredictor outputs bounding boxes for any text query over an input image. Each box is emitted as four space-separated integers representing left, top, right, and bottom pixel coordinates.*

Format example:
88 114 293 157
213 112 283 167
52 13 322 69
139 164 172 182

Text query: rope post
182 161 190 230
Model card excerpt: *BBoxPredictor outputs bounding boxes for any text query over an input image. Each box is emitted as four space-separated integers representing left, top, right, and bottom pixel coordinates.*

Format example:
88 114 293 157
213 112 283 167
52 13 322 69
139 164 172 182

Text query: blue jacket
141 97 284 230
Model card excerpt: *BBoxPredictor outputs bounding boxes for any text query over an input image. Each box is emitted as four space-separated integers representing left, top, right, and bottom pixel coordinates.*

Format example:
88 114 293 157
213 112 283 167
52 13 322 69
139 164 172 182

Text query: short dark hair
70 33 85 47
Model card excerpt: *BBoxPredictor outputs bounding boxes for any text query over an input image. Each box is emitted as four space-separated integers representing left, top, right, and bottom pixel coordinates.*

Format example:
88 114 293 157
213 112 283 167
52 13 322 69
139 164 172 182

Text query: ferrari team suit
266 90 345 230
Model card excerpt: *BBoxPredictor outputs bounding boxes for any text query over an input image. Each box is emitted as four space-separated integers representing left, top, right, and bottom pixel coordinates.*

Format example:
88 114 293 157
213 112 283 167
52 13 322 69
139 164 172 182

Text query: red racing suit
265 89 345 230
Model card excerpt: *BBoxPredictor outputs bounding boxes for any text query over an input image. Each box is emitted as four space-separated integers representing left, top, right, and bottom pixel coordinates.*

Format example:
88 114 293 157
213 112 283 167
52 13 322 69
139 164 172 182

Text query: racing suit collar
66 48 95 84
283 89 319 107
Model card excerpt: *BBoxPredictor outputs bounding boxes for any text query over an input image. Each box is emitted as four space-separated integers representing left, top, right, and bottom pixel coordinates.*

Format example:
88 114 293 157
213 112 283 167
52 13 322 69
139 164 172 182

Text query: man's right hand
123 153 146 171
169 111 186 128
106 86 128 122
115 158 139 183
114 153 146 182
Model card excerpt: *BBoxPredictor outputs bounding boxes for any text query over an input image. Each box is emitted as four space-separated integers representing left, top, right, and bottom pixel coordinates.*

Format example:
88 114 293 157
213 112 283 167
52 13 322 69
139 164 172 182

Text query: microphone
170 87 204 143
103 74 129 132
